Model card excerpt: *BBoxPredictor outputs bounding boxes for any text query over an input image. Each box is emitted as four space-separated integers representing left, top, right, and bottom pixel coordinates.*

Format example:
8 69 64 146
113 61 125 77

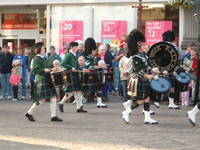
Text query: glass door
2 39 18 53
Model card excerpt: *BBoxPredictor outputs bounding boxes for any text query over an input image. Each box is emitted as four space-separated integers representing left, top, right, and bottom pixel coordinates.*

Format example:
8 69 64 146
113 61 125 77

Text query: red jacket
192 55 198 76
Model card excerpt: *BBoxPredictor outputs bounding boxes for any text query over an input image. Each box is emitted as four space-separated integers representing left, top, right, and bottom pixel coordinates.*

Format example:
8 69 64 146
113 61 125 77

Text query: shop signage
101 20 127 47
1 14 38 29
145 21 172 46
59 21 83 54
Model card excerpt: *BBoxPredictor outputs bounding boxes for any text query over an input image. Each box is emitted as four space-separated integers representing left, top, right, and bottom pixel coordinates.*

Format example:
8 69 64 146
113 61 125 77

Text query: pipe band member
58 41 87 113
25 42 63 122
122 29 157 124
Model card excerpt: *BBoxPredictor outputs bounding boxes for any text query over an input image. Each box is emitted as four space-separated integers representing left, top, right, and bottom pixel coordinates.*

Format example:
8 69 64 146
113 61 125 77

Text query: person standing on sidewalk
0 46 14 100
12 47 27 100
47 46 62 69
119 42 132 102
9 68 20 101
25 42 63 122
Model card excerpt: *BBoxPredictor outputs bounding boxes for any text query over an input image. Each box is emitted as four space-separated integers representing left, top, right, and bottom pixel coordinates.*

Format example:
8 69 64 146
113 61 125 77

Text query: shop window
142 4 179 45
20 39 35 49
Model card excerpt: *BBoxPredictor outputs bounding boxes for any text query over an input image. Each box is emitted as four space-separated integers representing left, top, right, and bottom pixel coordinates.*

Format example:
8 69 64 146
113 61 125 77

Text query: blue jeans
121 80 128 100
114 67 122 95
21 77 26 97
102 83 115 98
1 73 12 97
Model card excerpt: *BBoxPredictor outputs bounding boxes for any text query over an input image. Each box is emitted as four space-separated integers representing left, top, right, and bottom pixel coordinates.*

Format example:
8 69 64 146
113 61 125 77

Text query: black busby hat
162 30 175 42
84 37 96 56
127 29 145 56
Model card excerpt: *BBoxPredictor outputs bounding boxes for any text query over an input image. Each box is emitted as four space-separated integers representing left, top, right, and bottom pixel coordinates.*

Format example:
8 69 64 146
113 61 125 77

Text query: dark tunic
83 55 103 92
128 52 150 100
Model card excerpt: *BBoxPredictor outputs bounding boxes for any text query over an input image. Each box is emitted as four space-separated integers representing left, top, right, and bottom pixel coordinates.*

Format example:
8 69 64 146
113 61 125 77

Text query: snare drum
51 71 71 87
175 72 191 92
103 72 113 83
150 77 171 101
80 72 96 84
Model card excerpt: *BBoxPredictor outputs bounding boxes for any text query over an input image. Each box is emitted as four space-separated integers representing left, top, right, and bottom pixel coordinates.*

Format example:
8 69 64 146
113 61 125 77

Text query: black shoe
51 116 63 122
58 103 64 113
76 107 87 113
25 112 35 122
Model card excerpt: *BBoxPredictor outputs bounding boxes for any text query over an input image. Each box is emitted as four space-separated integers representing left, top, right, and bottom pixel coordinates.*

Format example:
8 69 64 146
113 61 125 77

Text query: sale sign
145 21 172 46
2 14 38 29
59 21 83 54
101 20 127 45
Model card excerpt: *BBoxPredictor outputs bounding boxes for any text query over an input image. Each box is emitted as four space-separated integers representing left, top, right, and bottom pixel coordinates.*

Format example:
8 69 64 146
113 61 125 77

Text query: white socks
59 93 73 104
74 91 82 109
50 97 57 117
27 100 44 115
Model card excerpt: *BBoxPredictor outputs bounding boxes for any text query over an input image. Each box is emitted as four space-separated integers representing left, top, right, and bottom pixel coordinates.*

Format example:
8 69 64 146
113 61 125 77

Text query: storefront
0 0 199 53
0 5 46 53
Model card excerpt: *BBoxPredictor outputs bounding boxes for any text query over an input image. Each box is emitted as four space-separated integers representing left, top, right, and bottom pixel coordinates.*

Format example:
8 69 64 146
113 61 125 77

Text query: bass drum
148 42 181 73
175 72 191 92
150 77 171 102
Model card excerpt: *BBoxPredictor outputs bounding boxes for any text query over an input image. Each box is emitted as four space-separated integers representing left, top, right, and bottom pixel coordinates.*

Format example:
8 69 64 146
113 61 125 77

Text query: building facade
0 0 199 53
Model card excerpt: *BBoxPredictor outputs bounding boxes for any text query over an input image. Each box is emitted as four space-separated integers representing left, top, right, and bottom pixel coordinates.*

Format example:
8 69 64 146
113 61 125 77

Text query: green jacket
61 52 78 70
47 53 62 68
32 56 48 80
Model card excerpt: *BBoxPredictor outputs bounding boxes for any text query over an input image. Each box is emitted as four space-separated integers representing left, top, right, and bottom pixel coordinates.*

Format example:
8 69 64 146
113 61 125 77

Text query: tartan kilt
167 74 175 87
32 79 57 102
82 84 97 93
95 83 103 92
65 73 81 92
134 79 150 100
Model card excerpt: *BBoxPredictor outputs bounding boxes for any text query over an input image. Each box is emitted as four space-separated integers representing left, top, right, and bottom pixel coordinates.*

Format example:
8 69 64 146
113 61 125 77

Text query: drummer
122 29 157 124
84 38 107 108
58 41 87 113
162 30 180 109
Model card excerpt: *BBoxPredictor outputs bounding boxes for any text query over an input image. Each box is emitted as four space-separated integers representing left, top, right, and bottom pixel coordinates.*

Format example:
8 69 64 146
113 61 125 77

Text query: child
119 34 127 51
10 68 21 101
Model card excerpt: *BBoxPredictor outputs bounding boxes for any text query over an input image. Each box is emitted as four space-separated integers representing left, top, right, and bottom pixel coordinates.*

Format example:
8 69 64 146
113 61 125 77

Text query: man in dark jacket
104 44 115 68
0 46 14 99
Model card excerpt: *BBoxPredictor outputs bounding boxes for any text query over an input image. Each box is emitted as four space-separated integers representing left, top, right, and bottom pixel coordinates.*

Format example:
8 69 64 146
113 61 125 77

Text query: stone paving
0 95 200 150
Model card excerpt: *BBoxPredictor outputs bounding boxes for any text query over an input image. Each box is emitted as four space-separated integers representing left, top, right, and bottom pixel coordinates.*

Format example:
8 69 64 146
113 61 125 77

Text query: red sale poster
101 20 127 48
59 21 83 54
2 14 38 29
145 21 172 46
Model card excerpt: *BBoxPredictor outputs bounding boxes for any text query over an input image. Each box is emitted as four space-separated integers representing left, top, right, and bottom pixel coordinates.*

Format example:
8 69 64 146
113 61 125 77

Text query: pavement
0 94 200 150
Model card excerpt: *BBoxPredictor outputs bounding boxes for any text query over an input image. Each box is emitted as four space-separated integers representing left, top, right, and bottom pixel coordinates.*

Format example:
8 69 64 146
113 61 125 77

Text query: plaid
135 79 150 100
32 79 57 102
167 74 175 87
65 72 81 92
82 84 97 93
